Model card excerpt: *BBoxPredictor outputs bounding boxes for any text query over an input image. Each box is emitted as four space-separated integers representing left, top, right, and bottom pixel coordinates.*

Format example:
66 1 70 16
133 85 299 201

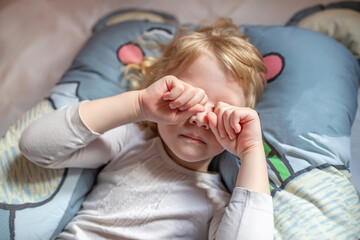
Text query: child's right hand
138 75 208 124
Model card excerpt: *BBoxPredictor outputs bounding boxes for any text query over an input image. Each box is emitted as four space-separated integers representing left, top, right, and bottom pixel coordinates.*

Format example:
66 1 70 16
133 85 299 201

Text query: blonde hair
125 18 267 130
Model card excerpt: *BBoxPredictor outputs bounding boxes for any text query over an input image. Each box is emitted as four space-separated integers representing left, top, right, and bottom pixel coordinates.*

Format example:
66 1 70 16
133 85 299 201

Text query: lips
180 133 206 144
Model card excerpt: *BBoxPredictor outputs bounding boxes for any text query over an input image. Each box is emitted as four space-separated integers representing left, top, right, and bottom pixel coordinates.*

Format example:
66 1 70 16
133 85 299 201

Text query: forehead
173 54 246 106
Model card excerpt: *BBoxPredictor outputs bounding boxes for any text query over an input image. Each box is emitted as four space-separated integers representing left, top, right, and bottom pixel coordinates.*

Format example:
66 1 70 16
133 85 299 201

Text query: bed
0 0 359 239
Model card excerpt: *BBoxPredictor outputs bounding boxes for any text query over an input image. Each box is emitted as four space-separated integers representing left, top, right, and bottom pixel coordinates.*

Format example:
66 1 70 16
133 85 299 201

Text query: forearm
236 145 271 195
79 90 143 133
19 103 112 168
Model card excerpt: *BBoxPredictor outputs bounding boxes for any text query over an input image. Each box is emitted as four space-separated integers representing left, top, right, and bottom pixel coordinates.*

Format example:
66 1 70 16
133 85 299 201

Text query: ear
117 43 144 65
263 53 285 83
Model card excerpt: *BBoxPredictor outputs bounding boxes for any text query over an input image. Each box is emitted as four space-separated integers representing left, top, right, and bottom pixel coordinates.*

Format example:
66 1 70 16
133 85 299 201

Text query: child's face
158 54 246 171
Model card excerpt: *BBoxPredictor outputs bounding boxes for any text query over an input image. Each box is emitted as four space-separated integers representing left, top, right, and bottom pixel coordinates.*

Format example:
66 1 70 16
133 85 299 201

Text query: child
19 19 274 239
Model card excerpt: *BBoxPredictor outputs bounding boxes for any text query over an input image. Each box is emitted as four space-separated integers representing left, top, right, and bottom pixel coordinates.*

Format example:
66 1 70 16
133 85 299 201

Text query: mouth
180 134 206 144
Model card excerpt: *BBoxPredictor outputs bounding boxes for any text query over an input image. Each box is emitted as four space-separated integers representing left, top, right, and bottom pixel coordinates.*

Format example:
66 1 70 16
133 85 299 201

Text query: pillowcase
0 99 98 240
286 1 360 60
212 24 360 239
51 11 176 109
296 9 360 59
286 1 360 197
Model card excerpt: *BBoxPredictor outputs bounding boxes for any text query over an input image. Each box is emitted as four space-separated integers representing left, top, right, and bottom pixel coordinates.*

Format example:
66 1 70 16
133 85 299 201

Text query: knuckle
214 107 221 115
176 85 185 93
248 108 258 115
214 102 222 110
164 75 176 84
184 101 193 108
172 99 182 106
216 101 224 107
166 74 177 80
189 88 197 95
218 101 227 106
224 109 232 117
230 111 237 120
198 88 206 96
201 95 208 104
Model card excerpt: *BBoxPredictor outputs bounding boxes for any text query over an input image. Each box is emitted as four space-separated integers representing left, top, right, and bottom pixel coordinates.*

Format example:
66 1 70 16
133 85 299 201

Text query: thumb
162 76 185 101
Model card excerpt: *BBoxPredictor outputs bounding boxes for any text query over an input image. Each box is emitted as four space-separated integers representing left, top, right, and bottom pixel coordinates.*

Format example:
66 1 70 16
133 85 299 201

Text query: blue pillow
50 10 177 109
212 25 360 239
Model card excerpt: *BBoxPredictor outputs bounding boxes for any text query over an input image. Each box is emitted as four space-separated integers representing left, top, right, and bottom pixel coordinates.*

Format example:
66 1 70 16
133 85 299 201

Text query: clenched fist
207 102 263 159
139 75 208 124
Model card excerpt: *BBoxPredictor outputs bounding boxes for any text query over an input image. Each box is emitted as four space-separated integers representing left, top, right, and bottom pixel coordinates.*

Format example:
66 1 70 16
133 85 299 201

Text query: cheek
228 85 247 107
157 124 177 141
157 124 167 139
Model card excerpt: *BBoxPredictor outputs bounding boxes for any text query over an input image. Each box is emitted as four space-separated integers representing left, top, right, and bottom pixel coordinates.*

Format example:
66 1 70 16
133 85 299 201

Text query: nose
189 111 210 129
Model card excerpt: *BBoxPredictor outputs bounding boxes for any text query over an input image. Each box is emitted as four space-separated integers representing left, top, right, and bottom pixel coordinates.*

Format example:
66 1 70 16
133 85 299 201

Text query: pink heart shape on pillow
263 53 284 82
118 43 144 65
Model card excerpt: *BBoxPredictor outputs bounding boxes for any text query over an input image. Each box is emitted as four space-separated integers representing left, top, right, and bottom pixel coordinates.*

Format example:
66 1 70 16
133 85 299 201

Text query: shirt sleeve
19 102 125 169
209 187 274 240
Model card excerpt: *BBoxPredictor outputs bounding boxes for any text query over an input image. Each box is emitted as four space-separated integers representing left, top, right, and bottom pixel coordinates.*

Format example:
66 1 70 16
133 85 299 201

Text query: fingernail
220 131 226 138
229 134 235 140
179 106 185 111
169 103 176 109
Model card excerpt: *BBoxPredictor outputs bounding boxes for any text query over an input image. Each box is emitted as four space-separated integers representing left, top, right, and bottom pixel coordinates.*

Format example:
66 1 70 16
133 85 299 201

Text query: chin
173 145 222 163
178 153 210 163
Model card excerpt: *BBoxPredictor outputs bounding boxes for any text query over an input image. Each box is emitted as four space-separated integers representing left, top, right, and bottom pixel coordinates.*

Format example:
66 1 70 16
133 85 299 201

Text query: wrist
236 142 270 195
135 89 148 122
237 141 265 161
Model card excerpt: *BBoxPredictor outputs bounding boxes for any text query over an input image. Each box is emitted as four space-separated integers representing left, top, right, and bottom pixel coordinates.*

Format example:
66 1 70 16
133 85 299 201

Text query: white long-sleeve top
19 102 274 240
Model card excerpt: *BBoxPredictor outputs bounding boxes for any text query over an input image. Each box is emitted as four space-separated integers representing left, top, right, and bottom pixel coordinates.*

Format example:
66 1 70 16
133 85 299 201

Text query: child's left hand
207 102 263 159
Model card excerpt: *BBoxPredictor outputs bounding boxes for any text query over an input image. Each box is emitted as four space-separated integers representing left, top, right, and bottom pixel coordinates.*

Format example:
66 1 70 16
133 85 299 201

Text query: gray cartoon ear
117 27 175 66
49 82 80 109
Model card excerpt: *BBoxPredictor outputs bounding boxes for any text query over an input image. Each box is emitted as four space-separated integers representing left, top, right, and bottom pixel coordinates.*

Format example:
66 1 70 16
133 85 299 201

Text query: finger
214 105 227 139
200 94 208 105
167 87 197 110
178 89 207 111
181 104 204 116
186 104 205 114
174 104 204 122
162 76 185 101
223 109 237 140
230 110 242 134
